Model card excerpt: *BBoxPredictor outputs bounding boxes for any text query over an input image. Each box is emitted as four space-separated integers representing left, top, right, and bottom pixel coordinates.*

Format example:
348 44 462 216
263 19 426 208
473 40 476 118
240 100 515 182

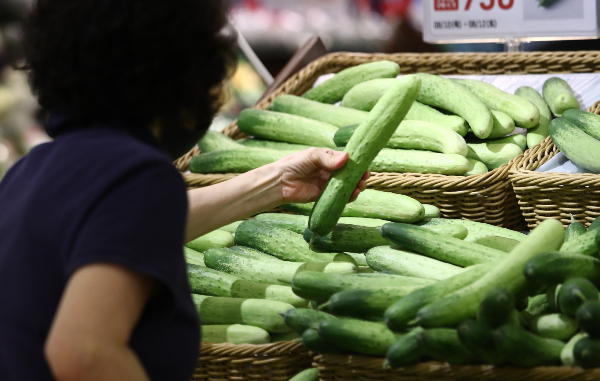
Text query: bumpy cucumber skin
416 219 565 328
566 215 587 243
371 148 470 175
550 118 600 174
187 263 238 297
472 236 519 253
186 230 235 252
189 148 289 174
530 313 579 341
386 327 425 368
238 109 338 148
426 224 468 240
493 325 565 367
455 79 540 128
560 228 600 256
457 319 505 365
577 301 600 337
417 328 478 365
229 246 281 262
302 328 346 354
238 139 310 152
318 319 399 356
201 324 270 345
309 76 421 236
543 77 580 117
574 337 600 368
254 213 308 234
486 110 516 139
465 158 488 176
289 368 319 381
283 308 337 333
515 86 552 149
562 109 600 141
466 142 523 170
273 94 368 128
341 78 396 111
414 73 493 138
477 287 517 328
198 131 245 153
416 218 525 242
328 288 408 320
304 61 400 104
303 224 388 253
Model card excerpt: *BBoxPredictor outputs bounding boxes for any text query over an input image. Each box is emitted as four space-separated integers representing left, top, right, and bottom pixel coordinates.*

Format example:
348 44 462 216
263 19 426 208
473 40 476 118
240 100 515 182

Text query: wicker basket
176 51 600 230
510 101 600 229
313 354 600 381
191 341 311 381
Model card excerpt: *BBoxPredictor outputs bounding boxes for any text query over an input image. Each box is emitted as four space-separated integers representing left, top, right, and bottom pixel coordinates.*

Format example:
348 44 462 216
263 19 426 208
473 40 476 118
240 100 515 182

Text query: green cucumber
220 221 243 234
238 109 338 148
493 325 565 367
184 247 205 266
574 336 600 367
302 328 345 354
466 142 523 170
416 218 526 243
563 109 600 141
577 301 600 337
426 224 469 239
566 215 587 243
561 228 600 256
186 230 235 252
465 158 488 176
561 332 588 365
328 288 408 320
254 213 308 234
303 224 388 253
543 77 580 117
457 319 505 365
423 204 441 219
590 217 600 231
525 252 600 286
303 61 400 104
550 118 600 174
385 327 425 368
283 308 336 333
417 328 478 365
272 94 367 128
414 73 493 138
192 294 294 333
317 318 399 356
229 246 280 262
530 313 579 341
288 368 319 381
291 271 431 303
366 246 463 280
407 101 468 136
371 148 470 175
384 262 495 330
381 223 505 267
198 131 245 153
472 236 520 253
309 75 421 236
238 139 310 152
454 79 539 128
515 86 552 149
416 219 565 328
201 324 270 345
558 278 599 317
487 110 516 139
270 331 302 342
189 148 289 174
477 287 518 328
485 134 527 152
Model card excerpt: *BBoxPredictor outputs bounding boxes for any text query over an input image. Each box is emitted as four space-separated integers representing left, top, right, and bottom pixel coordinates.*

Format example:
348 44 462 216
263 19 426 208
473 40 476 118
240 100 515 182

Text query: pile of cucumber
189 60 596 176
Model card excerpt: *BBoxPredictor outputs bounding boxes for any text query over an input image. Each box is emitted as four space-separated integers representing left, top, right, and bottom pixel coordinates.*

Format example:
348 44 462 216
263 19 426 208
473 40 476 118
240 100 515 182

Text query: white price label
423 0 600 43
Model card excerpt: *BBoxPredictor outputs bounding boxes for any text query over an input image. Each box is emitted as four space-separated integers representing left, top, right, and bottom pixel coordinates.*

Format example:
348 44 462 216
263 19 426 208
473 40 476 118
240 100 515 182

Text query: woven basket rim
200 340 306 355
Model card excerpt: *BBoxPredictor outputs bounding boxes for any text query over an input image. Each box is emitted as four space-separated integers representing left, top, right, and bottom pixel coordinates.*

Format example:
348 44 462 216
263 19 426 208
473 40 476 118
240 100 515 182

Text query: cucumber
486 110 516 139
328 288 408 320
558 278 599 317
465 158 488 176
574 336 600 367
189 148 289 174
303 224 388 253
303 61 400 104
543 77 580 117
283 308 337 333
472 236 520 253
381 223 505 267
253 213 308 234
565 215 587 243
466 142 523 170
366 246 463 280
186 230 235 252
333 120 468 156
238 109 338 148
577 301 600 337
416 328 478 365
561 332 588 366
291 271 431 303
370 148 470 175
530 313 579 341
423 204 441 219
288 368 319 381
547 284 561 311
416 219 565 328
201 324 270 345
357 265 373 273
426 224 469 239
484 134 527 152
561 227 600 256
493 325 565 367
562 109 600 141
549 118 600 174
302 328 345 354
416 218 526 243
384 262 495 330
477 287 518 328
457 319 505 365
270 330 302 342
591 216 600 231
317 318 399 356
515 86 552 149
220 220 243 234
338 216 392 227
192 294 294 333
414 73 493 138
454 79 540 128
184 247 205 266
385 327 425 368
272 94 368 128
198 131 245 153
407 101 468 136
229 246 280 262
309 75 421 236
238 139 310 152
204 248 356 286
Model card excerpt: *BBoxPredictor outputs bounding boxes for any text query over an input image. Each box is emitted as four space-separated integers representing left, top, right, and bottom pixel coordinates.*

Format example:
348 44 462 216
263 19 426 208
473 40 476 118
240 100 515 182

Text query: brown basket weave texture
175 51 600 229
313 354 600 381
509 101 600 229
191 341 311 381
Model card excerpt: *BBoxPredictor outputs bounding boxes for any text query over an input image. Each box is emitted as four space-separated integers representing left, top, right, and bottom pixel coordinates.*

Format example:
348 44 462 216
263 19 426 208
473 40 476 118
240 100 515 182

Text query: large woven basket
313 354 600 381
176 51 600 230
191 341 311 381
510 101 600 229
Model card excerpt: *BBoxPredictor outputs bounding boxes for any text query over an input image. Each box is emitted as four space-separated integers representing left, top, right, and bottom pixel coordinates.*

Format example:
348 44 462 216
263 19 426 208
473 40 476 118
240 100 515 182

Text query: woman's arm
45 264 154 381
186 148 368 242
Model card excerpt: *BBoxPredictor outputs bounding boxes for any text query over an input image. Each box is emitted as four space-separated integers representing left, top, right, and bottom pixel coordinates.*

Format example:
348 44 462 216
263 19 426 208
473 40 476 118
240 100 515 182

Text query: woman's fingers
362 170 371 181
308 148 348 172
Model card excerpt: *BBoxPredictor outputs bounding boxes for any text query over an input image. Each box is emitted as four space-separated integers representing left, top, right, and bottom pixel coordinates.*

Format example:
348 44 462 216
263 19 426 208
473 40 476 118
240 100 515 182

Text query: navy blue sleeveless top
0 114 200 381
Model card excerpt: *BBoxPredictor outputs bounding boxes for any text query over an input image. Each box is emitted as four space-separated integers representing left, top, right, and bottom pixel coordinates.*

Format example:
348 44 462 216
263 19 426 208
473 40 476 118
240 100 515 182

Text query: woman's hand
275 148 369 204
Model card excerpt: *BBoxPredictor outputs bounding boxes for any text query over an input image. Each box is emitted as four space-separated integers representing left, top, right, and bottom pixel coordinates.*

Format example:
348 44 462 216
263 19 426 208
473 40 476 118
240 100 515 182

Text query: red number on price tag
464 0 513 11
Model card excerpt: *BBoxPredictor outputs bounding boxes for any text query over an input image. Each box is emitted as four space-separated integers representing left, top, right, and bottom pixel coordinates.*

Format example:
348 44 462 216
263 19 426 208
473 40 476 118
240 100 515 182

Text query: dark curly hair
23 0 237 131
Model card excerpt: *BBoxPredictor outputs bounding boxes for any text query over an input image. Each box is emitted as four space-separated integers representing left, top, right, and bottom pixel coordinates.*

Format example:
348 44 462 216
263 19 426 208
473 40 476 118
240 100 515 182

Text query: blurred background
0 0 598 178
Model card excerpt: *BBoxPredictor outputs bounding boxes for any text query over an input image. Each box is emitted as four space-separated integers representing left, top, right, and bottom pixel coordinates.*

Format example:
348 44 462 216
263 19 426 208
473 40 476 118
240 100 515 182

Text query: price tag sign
423 0 600 43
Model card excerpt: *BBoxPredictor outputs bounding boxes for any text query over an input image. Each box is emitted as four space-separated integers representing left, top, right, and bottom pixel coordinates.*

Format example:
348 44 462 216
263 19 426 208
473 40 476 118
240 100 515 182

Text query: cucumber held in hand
303 60 400 104
414 73 493 138
543 77 580 117
515 86 552 149
272 94 368 128
549 118 600 174
562 109 600 141
309 76 421 236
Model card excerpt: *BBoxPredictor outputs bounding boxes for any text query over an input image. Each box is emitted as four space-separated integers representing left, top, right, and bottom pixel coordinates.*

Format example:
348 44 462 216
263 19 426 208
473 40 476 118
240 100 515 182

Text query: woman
0 1 367 381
